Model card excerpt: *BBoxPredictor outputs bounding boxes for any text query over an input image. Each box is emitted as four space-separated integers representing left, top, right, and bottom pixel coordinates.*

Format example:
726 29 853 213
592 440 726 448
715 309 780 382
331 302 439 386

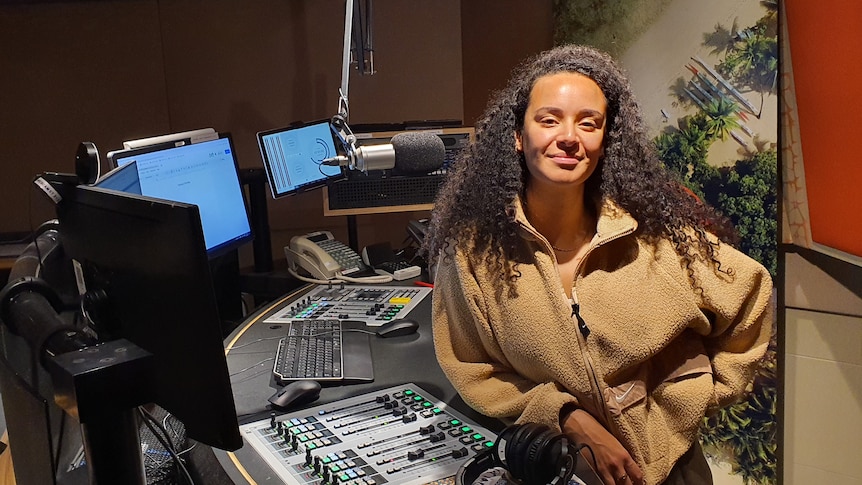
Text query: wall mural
554 0 779 484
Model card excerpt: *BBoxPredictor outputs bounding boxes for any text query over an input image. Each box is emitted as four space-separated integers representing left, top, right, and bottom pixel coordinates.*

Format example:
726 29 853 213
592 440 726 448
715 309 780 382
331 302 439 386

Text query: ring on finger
616 475 628 482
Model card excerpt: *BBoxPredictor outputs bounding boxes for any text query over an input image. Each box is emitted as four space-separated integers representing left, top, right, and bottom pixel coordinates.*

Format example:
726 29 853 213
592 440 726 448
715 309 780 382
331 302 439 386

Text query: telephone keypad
316 239 367 275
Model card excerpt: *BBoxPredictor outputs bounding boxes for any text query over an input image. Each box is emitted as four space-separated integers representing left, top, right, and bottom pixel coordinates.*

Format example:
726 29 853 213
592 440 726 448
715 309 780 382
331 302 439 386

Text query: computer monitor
101 134 253 259
55 184 242 451
256 119 345 198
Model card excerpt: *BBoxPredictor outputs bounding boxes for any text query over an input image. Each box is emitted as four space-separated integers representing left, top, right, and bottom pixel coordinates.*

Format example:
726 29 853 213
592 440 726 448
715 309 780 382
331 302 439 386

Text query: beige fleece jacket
432 199 773 485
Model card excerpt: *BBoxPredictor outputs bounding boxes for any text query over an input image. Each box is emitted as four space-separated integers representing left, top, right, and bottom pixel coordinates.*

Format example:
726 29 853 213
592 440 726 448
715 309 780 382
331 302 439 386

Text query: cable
286 267 338 285
230 367 271 385
229 358 274 378
576 442 597 475
138 407 195 485
164 413 196 458
336 272 392 284
139 406 176 457
140 411 181 482
225 335 284 351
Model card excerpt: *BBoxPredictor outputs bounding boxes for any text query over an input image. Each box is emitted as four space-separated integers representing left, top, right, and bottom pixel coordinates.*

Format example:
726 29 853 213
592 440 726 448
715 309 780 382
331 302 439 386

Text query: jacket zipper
572 302 590 338
566 224 635 338
518 217 636 428
568 227 634 431
571 297 613 428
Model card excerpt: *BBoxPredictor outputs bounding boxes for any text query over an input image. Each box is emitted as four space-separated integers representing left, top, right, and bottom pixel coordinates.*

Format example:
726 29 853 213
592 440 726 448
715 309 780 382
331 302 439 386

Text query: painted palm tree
702 97 742 141
721 30 778 93
678 116 710 160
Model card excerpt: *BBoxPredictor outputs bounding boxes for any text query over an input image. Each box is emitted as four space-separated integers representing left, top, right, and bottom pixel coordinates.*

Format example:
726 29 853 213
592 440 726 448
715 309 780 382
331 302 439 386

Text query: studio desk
208 282 601 485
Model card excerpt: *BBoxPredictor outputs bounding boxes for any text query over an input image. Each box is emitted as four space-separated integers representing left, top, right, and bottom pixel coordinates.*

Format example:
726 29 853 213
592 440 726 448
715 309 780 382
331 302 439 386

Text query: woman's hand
561 409 644 485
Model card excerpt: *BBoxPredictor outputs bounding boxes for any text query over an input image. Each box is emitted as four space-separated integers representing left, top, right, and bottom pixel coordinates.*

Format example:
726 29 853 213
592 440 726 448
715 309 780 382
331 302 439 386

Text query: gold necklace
522 197 595 253
550 230 595 253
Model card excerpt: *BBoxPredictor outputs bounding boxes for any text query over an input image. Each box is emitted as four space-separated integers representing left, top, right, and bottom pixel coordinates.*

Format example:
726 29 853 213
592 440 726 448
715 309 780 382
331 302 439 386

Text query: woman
425 45 772 485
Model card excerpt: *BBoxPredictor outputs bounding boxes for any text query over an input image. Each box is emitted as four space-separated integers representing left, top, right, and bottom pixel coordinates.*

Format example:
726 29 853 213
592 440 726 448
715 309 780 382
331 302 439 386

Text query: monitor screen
101 134 253 258
95 160 141 193
55 184 242 451
256 120 345 198
106 138 192 170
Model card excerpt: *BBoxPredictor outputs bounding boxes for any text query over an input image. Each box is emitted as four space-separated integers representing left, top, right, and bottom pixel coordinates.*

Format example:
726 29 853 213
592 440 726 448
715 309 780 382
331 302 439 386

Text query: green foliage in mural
710 150 778 277
656 126 778 278
702 97 743 141
701 332 778 485
718 5 779 95
655 114 711 198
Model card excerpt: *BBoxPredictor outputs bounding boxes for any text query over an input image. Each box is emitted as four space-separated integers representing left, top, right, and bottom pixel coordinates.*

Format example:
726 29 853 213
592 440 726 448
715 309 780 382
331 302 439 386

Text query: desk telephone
285 231 368 280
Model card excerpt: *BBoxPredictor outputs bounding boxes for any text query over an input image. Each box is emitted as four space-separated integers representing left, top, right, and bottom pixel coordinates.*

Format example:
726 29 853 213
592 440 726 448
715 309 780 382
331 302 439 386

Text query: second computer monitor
102 134 253 259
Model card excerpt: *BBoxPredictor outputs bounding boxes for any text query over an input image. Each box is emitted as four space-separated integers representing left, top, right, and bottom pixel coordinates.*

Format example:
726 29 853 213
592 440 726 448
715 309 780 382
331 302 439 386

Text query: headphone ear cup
506 423 548 481
524 428 559 484
454 446 496 485
537 435 580 485
490 424 518 468
555 436 580 485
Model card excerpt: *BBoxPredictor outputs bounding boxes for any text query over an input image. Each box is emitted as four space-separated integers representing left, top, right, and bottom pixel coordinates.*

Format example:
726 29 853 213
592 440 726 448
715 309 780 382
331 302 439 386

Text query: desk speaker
326 174 445 210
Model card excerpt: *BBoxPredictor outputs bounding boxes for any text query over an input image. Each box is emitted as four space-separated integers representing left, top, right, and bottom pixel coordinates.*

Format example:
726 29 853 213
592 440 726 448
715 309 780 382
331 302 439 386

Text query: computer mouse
375 318 420 338
268 380 321 410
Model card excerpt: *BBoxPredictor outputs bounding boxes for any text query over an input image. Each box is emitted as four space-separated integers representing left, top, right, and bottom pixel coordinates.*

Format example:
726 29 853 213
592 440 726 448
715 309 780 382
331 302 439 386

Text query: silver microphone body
354 143 397 172
323 131 444 174
321 144 393 171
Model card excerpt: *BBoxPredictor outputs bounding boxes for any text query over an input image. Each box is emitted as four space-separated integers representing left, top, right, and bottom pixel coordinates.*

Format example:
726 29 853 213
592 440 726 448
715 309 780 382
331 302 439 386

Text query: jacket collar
513 194 638 247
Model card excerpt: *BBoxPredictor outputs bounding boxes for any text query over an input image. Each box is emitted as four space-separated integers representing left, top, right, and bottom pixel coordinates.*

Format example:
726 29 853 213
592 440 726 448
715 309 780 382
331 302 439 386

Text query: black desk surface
207 283 601 485
211 283 503 484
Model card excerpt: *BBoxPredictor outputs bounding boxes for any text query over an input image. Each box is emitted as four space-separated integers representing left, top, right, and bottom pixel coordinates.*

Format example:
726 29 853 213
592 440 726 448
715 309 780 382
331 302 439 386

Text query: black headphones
455 423 578 485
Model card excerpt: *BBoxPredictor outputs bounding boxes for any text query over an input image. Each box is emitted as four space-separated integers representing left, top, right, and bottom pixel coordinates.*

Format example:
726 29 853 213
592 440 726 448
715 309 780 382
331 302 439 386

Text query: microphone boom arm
337 0 355 121
332 0 377 173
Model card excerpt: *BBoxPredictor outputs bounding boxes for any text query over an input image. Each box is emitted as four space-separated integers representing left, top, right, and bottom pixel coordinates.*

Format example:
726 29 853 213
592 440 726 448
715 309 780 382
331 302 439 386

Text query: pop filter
390 131 446 175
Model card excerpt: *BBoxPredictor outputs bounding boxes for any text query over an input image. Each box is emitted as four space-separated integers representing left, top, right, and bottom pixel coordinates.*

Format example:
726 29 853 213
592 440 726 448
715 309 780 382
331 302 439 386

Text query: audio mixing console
264 285 432 327
240 383 497 485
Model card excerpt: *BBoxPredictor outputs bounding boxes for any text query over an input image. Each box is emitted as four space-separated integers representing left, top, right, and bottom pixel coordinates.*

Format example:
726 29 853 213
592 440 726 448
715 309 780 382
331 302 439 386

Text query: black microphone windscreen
390 132 446 175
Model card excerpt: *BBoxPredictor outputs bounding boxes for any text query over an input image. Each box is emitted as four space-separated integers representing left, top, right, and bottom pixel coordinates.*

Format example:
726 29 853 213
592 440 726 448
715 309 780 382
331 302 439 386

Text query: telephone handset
285 231 369 280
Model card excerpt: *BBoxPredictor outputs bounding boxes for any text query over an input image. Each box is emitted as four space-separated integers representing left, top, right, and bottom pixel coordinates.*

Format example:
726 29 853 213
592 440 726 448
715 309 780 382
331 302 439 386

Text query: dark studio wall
0 0 553 267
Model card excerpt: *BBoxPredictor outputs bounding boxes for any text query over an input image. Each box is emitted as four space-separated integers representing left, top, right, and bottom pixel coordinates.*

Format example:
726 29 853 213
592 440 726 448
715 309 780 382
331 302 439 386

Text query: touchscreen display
257 120 344 198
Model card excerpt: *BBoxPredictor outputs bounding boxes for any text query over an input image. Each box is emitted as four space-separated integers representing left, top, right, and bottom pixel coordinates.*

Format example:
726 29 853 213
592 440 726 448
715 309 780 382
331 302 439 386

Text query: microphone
323 131 445 174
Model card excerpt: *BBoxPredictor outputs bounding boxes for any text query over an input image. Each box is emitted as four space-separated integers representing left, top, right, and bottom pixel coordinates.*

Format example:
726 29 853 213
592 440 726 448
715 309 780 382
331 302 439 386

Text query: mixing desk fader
264 285 432 327
240 384 497 485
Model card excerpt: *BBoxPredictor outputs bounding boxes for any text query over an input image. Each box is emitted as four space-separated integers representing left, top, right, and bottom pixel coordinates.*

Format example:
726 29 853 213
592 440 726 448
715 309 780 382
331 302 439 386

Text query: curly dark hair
423 44 737 286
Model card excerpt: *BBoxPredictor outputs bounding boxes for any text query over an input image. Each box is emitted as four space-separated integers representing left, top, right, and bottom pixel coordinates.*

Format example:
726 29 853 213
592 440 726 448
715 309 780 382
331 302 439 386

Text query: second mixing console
264 285 432 327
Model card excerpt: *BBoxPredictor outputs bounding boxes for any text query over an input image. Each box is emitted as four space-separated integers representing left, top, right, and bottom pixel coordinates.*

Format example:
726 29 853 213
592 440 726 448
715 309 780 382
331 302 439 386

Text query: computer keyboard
272 319 374 384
